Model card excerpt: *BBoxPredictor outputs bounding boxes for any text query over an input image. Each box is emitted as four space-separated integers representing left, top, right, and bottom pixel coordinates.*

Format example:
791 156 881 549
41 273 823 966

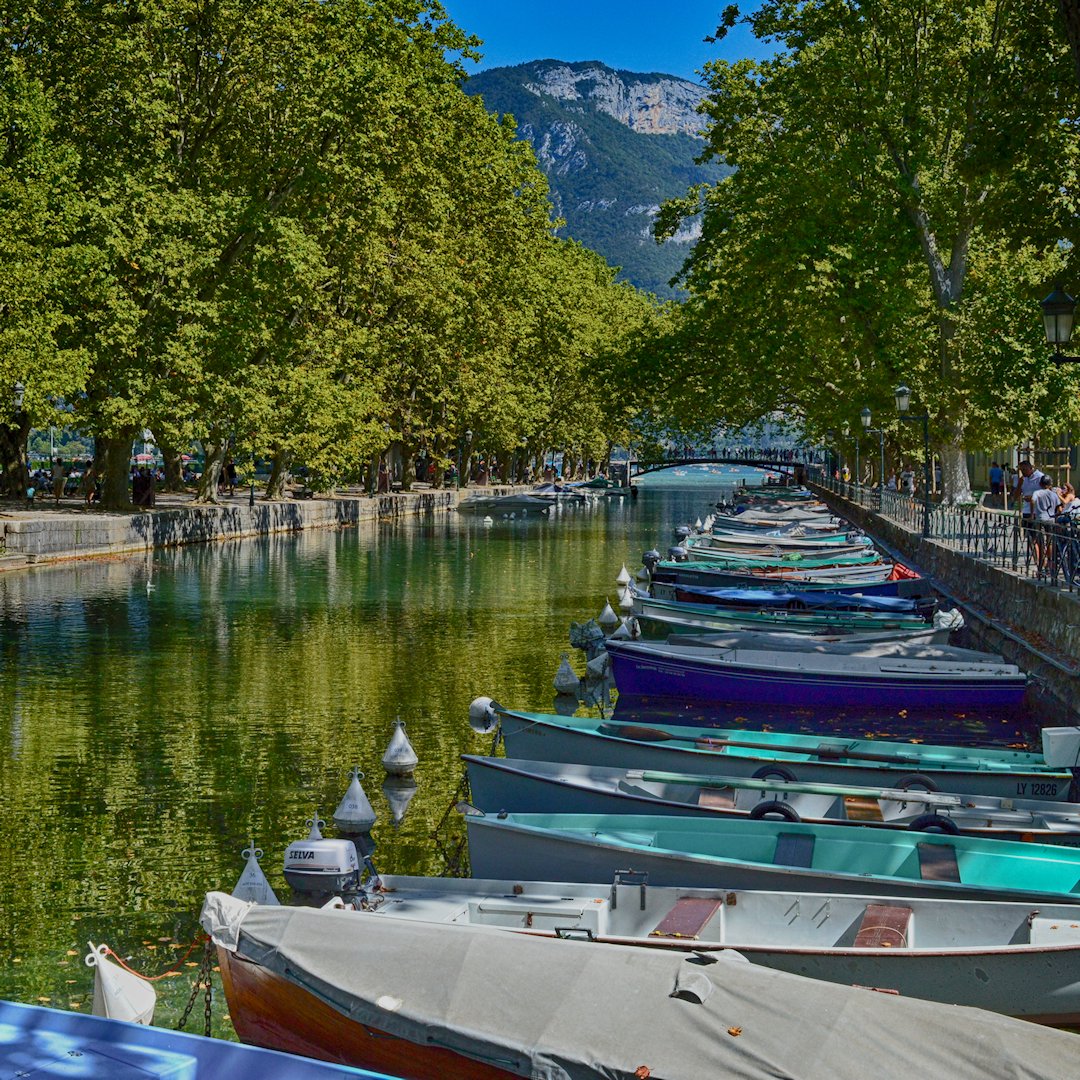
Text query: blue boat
668 585 927 614
0 999 392 1079
649 561 931 598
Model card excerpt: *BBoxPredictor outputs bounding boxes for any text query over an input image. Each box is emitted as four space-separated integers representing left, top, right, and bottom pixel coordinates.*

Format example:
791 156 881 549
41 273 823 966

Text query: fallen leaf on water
728 1027 743 1037
185 961 198 968
66 950 78 957
36 997 50 1003
635 1068 651 1079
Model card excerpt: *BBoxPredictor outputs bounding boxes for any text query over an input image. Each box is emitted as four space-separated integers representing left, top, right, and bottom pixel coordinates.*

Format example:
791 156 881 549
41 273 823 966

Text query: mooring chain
430 768 472 877
176 937 214 1036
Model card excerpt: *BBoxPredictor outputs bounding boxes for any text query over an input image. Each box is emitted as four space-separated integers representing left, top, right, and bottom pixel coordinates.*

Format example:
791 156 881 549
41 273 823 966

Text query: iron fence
811 472 1080 592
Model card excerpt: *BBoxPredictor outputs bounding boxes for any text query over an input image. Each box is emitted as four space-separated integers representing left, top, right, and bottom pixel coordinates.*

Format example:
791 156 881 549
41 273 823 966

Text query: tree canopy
656 0 1080 498
0 0 661 505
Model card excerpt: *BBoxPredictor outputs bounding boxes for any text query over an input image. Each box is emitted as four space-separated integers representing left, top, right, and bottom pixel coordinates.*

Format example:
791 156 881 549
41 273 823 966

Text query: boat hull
607 641 1028 710
464 814 1080 905
496 712 1073 801
218 948 514 1080
651 568 929 597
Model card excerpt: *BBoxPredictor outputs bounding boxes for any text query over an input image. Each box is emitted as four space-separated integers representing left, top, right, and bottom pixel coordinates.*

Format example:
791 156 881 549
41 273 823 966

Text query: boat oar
596 722 923 766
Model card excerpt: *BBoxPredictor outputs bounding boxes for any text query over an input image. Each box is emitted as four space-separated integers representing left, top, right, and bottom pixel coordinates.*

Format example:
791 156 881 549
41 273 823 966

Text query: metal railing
811 471 1080 592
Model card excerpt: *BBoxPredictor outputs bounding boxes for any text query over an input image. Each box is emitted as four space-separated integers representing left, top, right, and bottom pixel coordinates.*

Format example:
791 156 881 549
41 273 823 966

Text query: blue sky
440 2 771 84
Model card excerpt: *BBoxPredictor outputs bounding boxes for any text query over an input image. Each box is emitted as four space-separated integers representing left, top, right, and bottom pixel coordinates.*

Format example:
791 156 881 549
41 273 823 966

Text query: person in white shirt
1015 460 1045 518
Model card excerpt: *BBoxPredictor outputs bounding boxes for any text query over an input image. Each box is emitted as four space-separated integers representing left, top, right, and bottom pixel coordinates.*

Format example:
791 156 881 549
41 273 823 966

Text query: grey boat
309 872 1080 1025
203 890 1080 1078
464 755 1080 843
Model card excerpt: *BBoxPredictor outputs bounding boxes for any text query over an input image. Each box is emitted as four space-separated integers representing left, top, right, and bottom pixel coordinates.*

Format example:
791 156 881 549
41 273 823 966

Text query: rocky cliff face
466 60 726 297
521 62 707 137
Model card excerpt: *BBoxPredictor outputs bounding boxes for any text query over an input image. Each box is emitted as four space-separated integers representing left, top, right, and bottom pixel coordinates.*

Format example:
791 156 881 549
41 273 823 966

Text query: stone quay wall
0 487 519 568
809 483 1080 721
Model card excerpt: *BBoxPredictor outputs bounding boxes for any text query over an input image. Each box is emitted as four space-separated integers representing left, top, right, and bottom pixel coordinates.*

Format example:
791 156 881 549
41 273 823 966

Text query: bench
650 897 724 940
773 833 815 867
853 904 913 948
697 786 737 809
917 842 960 882
843 795 885 822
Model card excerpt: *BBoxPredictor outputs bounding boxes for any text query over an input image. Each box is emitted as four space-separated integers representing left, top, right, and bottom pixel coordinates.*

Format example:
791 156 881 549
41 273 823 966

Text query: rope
104 932 208 981
856 926 908 947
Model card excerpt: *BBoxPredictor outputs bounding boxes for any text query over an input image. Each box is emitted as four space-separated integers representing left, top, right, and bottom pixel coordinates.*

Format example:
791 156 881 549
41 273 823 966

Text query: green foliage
657 0 1080 495
0 2 659 504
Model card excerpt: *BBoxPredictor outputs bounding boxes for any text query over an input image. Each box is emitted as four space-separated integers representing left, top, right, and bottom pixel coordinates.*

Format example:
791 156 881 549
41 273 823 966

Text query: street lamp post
862 406 885 504
1041 285 1080 364
458 429 473 490
895 385 931 538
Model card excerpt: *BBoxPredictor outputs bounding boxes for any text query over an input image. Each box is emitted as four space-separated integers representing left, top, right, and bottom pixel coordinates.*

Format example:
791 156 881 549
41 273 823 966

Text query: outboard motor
284 816 360 898
675 525 693 541
668 545 689 562
642 550 662 574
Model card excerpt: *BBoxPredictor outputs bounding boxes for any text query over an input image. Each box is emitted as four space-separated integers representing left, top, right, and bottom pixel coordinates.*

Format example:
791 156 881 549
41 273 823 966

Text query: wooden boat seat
853 904 913 948
843 795 885 822
917 842 961 882
1029 916 1080 945
649 897 724 940
773 833 815 867
697 787 737 809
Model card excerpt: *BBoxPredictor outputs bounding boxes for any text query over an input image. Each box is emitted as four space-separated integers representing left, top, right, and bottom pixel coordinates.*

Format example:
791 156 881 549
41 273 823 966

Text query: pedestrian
1031 475 1062 576
900 465 915 495
81 459 97 508
51 457 66 505
1014 460 1045 519
988 461 1004 497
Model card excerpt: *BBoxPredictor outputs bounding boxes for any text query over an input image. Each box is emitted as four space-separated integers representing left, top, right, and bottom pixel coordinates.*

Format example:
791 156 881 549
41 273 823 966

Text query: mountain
465 60 727 297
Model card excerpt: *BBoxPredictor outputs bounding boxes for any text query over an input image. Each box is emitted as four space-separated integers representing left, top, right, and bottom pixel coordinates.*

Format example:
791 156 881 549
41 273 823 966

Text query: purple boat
605 638 1029 711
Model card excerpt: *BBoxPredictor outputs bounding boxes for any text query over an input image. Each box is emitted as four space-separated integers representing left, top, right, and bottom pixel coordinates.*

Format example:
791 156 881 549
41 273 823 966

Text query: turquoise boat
683 542 881 569
488 708 1075 800
464 811 1080 904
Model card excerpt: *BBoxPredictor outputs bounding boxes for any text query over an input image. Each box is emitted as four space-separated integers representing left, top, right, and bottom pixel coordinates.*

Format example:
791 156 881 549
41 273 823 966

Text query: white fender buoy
636 566 651 582
586 651 611 678
628 616 642 639
334 767 378 832
615 564 631 586
86 943 156 1025
232 841 280 905
469 696 501 734
383 777 418 826
306 814 325 840
598 601 618 631
609 619 632 640
695 517 703 530
482 516 494 525
382 719 418 777
553 652 580 695
618 587 635 612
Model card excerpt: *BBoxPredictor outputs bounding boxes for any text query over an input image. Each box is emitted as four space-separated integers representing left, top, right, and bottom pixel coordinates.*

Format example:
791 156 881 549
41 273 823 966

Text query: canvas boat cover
202 892 1078 1080
674 586 919 612
657 632 1002 662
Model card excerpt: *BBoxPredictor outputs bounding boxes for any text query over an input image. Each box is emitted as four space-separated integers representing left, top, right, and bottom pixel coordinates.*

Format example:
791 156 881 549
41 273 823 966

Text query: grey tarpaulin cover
202 891 1079 1080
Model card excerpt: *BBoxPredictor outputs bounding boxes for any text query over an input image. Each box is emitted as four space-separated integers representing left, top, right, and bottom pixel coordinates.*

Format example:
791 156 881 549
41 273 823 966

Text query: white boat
276 872 1080 1025
203 891 1080 1075
456 492 551 513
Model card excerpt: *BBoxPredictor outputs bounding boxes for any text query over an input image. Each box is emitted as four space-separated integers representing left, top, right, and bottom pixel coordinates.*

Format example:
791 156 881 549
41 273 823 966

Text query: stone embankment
811 484 1080 722
0 487 516 571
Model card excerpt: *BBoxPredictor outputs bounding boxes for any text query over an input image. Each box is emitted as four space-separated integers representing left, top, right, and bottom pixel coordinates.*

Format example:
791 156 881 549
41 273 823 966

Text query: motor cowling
284 820 360 896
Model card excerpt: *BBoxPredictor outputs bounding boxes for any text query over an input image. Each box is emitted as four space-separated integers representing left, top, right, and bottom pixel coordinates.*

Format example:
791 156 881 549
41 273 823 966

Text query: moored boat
484 708 1074 800
604 637 1028 710
463 810 1080 904
292 872 1080 1024
463 755 1080 842
0 998 389 1079
202 891 1080 1077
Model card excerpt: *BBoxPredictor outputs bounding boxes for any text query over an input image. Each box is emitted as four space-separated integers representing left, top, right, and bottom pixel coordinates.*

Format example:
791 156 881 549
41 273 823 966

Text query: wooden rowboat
203 891 1080 1076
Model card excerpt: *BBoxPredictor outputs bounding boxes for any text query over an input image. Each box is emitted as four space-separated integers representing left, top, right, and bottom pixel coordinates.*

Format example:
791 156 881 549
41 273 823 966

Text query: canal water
0 469 1036 1030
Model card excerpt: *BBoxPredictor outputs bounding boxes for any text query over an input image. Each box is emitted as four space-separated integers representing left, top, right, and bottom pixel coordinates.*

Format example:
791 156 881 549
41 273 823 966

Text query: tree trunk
196 431 227 503
940 441 973 504
265 449 289 500
98 429 137 510
0 417 30 498
160 443 183 492
1060 0 1080 87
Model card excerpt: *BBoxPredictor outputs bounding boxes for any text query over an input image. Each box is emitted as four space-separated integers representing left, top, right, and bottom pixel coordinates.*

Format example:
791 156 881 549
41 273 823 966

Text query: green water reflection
0 486 731 1025
0 476 1035 1029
